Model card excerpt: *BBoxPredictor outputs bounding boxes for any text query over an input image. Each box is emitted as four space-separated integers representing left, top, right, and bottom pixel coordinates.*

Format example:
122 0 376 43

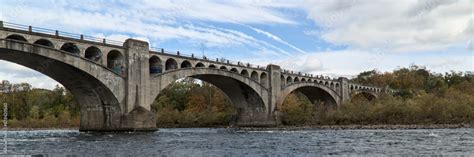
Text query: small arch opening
181 60 192 68
149 56 163 74
84 46 102 62
60 43 80 55
165 58 178 71
230 68 238 73
209 64 216 68
241 70 249 77
251 71 259 81
294 77 299 82
107 50 124 74
286 76 292 84
6 34 27 42
220 66 227 70
33 39 54 48
260 72 268 86
195 62 205 68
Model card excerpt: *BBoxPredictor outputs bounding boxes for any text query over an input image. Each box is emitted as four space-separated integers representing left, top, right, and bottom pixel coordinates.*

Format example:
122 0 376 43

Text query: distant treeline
151 78 235 127
280 65 474 125
0 82 79 128
0 65 472 128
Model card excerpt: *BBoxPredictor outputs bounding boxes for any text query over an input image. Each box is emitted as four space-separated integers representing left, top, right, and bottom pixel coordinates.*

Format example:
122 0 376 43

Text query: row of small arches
149 56 269 86
4 34 125 74
280 75 340 89
350 85 381 92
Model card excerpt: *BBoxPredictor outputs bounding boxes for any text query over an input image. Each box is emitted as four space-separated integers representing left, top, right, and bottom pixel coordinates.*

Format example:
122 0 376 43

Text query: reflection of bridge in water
0 21 390 131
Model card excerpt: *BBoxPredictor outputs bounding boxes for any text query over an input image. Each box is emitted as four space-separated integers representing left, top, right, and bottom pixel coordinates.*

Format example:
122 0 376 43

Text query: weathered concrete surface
0 26 384 131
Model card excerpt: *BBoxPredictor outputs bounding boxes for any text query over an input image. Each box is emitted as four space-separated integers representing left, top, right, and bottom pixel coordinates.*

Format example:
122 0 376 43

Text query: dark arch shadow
289 86 338 106
352 92 376 101
0 45 122 131
60 42 80 55
150 68 270 125
6 34 27 42
34 39 54 48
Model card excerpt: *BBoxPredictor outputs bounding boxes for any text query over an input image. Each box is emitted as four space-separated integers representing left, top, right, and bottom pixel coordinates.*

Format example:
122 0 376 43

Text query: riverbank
2 123 472 131
238 124 473 131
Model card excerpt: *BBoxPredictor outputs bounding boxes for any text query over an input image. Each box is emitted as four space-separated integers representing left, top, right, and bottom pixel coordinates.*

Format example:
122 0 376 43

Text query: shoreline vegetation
1 124 473 131
1 65 473 129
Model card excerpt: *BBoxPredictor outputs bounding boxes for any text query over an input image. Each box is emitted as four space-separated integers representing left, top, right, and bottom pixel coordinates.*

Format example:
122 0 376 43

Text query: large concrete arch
351 90 378 101
149 68 274 126
278 82 342 108
0 39 127 131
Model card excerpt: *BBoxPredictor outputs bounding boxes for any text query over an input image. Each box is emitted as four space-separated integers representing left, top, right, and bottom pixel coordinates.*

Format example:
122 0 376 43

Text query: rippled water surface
0 128 472 156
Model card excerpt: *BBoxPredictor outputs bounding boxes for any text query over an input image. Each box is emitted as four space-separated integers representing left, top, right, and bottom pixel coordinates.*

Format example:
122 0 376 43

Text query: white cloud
0 0 295 54
0 61 59 89
273 50 473 77
303 0 473 52
246 25 307 54
134 0 296 24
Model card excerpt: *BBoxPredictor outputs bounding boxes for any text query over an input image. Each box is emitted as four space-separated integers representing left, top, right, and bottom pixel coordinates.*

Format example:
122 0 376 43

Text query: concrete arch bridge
0 21 389 131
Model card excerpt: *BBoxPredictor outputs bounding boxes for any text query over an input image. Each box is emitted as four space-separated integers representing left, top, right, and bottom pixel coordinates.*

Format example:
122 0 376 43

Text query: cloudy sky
0 0 472 89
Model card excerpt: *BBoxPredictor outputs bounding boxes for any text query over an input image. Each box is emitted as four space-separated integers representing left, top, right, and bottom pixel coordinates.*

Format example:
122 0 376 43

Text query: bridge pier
118 39 157 131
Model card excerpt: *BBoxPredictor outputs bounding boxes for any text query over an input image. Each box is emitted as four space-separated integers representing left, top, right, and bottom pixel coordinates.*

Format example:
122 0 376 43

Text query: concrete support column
338 77 350 105
120 39 156 131
267 64 282 125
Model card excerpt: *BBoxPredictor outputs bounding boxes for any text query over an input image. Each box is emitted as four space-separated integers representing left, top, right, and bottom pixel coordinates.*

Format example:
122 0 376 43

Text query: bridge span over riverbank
0 21 389 131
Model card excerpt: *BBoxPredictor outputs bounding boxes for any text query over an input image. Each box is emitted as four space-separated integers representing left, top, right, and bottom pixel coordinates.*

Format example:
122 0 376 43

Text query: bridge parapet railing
150 47 267 71
1 21 269 71
280 69 337 82
0 21 124 46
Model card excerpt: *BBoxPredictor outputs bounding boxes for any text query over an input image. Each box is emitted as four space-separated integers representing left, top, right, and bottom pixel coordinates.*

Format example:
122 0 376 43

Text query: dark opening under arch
107 50 124 74
286 76 292 84
195 62 205 68
241 69 249 77
33 39 54 48
6 34 27 42
60 43 80 55
149 56 163 74
84 46 102 62
260 72 268 86
251 71 258 81
294 77 299 82
352 92 376 101
165 58 178 71
230 68 238 73
181 60 192 68
287 86 337 106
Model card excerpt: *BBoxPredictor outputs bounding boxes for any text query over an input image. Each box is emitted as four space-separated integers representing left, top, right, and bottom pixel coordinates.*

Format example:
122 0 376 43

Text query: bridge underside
294 86 338 106
190 74 274 126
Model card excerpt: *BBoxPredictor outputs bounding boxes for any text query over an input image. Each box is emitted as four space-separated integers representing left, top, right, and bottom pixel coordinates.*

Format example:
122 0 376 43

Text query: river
0 128 472 156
